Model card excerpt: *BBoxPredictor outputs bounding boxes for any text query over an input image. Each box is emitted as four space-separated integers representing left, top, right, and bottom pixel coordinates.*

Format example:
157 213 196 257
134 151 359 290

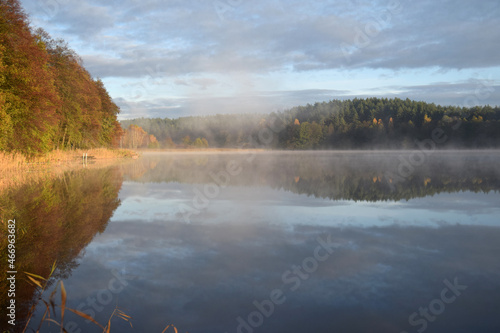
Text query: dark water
3 151 500 333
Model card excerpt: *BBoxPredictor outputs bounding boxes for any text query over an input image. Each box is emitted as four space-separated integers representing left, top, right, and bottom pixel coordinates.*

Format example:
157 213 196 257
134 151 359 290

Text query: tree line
121 97 500 149
0 0 122 155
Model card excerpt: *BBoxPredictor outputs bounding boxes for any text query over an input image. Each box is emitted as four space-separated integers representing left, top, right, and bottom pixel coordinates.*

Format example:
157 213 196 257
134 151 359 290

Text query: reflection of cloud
53 218 500 332
115 153 500 227
402 192 500 217
114 180 500 227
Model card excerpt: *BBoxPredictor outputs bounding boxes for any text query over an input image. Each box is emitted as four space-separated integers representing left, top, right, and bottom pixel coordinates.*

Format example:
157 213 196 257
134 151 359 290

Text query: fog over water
20 151 500 333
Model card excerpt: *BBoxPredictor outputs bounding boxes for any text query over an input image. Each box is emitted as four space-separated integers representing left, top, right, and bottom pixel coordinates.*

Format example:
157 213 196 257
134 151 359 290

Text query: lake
5 151 500 333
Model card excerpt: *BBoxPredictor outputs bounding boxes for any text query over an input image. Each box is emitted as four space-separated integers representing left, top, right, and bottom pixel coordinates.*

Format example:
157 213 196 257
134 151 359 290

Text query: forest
121 97 500 149
0 0 122 156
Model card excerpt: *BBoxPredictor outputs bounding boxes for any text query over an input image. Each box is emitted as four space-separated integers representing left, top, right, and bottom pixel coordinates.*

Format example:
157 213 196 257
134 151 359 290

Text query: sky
20 0 500 120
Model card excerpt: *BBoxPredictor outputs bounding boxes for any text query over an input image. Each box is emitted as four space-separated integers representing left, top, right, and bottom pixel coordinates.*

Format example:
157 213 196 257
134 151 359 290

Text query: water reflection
70 220 500 333
9 151 500 332
0 167 123 331
123 151 500 201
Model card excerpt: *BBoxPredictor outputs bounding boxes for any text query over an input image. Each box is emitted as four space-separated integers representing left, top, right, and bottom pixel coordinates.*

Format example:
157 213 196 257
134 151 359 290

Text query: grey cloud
379 81 500 107
173 77 218 90
115 97 186 119
21 0 500 79
114 81 499 119
114 89 349 119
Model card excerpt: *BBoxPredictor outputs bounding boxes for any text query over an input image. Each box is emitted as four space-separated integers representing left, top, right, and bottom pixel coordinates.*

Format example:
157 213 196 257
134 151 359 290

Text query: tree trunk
61 127 68 149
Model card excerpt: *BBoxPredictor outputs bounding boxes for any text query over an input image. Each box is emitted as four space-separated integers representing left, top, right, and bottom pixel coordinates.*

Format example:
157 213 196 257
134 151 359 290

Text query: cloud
173 77 219 90
374 80 500 107
22 0 500 78
20 0 500 117
114 81 500 119
114 89 350 119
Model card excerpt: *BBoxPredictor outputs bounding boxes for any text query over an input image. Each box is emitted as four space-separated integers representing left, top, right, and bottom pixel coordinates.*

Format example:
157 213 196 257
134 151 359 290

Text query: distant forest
0 0 122 155
121 98 500 149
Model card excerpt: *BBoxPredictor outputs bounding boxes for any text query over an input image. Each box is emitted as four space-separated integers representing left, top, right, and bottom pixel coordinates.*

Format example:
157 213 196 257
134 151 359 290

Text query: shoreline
136 148 500 154
0 148 137 193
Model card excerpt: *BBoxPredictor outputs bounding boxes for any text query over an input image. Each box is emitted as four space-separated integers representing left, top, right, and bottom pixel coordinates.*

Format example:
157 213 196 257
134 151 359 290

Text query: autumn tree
147 134 159 148
0 0 60 154
0 1 122 154
124 125 147 148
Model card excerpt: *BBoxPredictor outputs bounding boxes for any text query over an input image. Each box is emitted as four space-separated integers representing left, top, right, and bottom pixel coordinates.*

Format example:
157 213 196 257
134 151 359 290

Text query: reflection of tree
0 166 123 330
122 153 500 201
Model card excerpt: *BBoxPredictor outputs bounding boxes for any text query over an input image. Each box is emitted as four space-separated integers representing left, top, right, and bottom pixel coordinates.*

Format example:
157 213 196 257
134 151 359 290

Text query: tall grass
0 149 135 168
24 270 184 333
0 149 137 194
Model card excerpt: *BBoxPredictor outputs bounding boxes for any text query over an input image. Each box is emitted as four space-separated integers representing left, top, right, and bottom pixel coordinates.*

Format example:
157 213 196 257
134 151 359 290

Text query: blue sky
20 0 500 119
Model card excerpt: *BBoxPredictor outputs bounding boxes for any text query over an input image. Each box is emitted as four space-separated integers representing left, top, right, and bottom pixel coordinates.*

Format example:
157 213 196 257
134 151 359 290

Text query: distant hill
120 97 500 149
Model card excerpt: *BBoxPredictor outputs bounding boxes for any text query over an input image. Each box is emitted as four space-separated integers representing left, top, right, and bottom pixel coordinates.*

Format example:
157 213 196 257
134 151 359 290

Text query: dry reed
0 149 137 194
24 271 184 333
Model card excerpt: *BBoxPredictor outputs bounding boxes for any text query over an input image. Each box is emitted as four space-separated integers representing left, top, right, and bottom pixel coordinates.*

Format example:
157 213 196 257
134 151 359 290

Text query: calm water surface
9 151 500 332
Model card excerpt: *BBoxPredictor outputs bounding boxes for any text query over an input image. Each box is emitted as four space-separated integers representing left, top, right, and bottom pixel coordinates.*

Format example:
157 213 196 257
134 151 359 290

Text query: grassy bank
135 147 268 153
1 148 136 169
0 149 137 193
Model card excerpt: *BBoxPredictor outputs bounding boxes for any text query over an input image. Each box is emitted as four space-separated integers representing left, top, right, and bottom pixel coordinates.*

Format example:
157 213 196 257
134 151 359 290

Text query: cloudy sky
20 0 500 119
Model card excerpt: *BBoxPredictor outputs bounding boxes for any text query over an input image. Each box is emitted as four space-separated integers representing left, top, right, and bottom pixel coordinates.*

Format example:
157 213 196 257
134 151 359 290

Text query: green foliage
193 137 209 148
